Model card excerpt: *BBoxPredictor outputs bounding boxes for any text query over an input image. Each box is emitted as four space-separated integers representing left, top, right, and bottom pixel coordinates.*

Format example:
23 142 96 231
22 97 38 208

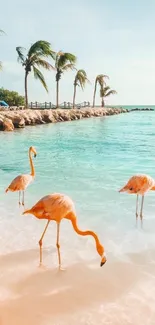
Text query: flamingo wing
28 193 76 221
6 174 33 192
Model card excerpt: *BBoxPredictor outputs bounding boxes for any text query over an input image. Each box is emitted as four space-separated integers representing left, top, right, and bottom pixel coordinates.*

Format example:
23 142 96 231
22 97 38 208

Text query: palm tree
100 85 117 107
16 40 55 108
0 29 5 70
55 51 76 108
92 74 108 107
73 69 89 108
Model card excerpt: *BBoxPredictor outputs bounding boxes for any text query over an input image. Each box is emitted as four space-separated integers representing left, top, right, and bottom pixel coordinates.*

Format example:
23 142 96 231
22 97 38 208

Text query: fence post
45 102 47 109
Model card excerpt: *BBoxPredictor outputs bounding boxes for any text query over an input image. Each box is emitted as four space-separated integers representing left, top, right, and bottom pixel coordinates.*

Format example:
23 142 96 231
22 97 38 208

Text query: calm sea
110 105 155 110
0 110 155 324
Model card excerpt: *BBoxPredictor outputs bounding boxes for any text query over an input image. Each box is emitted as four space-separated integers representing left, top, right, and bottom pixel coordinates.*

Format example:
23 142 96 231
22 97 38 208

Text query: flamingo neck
69 213 104 257
29 149 35 177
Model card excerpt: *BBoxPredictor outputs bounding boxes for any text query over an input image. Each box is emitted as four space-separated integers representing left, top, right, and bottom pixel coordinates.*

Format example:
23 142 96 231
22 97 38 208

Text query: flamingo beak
100 253 107 267
119 187 126 193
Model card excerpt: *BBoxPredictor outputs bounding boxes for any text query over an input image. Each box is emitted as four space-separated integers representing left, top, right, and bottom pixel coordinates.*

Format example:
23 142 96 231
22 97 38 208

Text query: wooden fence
29 101 91 109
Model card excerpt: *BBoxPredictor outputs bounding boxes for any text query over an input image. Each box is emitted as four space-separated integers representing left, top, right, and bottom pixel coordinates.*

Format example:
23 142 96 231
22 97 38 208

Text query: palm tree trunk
92 80 97 107
56 80 59 108
73 84 76 109
101 97 105 107
25 72 28 108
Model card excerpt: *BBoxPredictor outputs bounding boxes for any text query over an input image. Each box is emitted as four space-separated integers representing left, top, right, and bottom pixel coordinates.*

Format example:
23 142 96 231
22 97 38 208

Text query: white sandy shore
0 249 155 325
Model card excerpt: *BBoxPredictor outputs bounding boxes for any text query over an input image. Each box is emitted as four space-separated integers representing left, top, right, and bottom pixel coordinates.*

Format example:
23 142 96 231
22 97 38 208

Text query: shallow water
0 111 155 324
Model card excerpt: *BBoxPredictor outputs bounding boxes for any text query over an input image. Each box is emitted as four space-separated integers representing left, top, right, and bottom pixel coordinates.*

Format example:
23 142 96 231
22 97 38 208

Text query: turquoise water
0 111 155 324
110 105 155 110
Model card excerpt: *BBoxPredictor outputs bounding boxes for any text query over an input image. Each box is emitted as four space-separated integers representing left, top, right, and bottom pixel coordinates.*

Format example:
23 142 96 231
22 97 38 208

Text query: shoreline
0 107 128 131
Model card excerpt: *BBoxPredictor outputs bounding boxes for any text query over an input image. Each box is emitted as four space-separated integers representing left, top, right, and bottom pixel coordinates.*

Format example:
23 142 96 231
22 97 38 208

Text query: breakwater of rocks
0 107 128 131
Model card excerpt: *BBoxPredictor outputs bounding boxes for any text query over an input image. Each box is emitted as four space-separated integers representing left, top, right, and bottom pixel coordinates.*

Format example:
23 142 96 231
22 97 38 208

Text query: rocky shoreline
0 107 128 131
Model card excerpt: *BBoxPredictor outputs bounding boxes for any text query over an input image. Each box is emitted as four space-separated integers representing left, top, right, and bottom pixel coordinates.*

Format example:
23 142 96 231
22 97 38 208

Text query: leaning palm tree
73 69 90 108
16 41 55 108
55 51 76 108
100 85 117 107
92 74 109 107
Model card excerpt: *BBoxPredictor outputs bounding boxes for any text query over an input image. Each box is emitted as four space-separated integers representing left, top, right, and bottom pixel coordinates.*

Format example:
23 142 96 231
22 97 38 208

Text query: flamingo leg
56 222 61 269
136 195 139 226
22 191 25 206
19 191 21 206
140 195 144 228
39 220 50 266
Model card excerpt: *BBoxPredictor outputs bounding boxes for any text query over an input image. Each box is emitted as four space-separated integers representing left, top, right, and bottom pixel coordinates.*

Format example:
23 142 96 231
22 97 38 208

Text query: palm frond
0 61 2 70
77 76 85 90
96 74 109 80
56 52 77 69
55 51 63 68
0 29 5 35
62 63 76 72
34 58 55 70
56 54 68 68
28 40 55 59
96 74 109 87
63 53 76 63
102 85 110 93
100 85 117 98
105 90 117 97
77 69 87 77
16 46 26 63
74 69 90 90
33 66 48 92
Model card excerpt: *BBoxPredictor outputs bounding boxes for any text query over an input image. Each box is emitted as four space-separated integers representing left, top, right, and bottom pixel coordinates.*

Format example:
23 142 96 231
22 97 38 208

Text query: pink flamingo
5 146 37 206
119 174 155 226
23 193 107 269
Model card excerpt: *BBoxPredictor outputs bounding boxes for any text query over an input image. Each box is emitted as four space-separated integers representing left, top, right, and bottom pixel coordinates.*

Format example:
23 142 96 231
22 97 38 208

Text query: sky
1 0 155 105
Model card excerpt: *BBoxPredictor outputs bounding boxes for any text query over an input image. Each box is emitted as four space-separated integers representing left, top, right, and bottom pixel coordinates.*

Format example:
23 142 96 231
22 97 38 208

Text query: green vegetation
16 41 55 108
73 70 89 108
55 52 76 108
0 88 24 106
100 85 117 107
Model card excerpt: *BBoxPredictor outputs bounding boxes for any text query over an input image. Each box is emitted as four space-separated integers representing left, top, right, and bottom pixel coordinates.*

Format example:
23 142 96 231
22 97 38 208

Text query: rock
0 116 4 130
11 115 25 128
3 118 14 131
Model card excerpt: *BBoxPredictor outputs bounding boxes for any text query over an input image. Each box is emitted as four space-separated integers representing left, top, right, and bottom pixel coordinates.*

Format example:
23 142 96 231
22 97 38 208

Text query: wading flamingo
23 193 107 269
119 174 155 226
5 146 37 206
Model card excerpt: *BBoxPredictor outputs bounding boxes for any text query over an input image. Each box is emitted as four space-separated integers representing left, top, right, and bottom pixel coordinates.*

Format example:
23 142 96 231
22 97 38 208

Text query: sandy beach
0 249 155 325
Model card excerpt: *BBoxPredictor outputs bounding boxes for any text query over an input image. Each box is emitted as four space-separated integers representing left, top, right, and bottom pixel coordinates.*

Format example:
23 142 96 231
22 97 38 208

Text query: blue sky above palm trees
1 0 155 105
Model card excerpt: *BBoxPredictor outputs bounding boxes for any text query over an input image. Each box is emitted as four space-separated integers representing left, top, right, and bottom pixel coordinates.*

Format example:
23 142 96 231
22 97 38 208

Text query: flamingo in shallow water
5 146 37 206
23 193 107 269
119 174 155 226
